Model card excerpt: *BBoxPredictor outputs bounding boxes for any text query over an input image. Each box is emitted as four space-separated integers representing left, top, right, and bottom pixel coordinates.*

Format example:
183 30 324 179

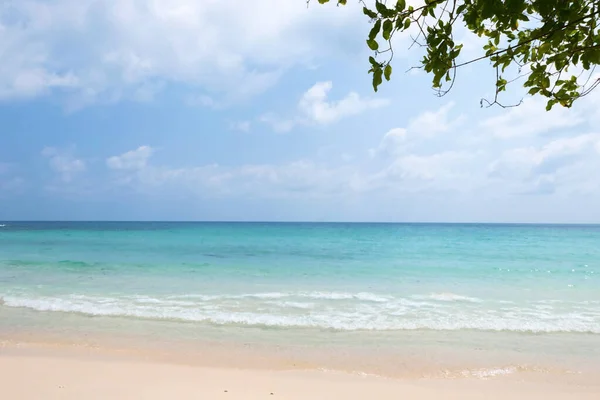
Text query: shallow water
1 222 599 377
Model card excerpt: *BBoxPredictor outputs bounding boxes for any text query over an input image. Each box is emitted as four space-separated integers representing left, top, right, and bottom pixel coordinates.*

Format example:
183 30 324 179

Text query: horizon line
2 220 600 226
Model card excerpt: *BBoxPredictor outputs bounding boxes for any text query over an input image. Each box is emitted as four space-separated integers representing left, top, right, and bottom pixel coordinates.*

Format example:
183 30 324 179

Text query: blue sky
1 0 600 222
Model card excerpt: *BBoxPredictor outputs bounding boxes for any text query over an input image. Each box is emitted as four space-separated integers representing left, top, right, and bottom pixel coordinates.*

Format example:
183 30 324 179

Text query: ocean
1 222 599 378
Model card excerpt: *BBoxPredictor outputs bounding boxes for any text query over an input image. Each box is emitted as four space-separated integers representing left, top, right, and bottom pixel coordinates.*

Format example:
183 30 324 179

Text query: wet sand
1 343 599 400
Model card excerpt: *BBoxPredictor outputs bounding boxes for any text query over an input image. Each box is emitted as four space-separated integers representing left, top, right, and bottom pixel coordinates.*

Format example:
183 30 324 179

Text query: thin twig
454 10 600 69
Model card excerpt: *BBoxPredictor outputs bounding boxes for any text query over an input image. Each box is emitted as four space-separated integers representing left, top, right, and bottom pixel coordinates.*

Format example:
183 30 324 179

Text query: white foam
316 368 388 379
460 366 518 379
265 301 315 310
412 293 483 303
166 291 390 302
244 292 288 299
297 291 391 302
2 293 600 333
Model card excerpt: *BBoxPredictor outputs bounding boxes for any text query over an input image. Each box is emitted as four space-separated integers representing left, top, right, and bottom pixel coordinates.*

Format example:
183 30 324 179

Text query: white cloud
533 134 600 174
0 163 25 195
490 134 600 176
370 103 465 157
0 0 365 105
488 134 600 194
479 97 586 139
86 85 600 216
106 110 476 201
366 150 475 196
0 162 26 195
476 88 600 196
186 94 219 109
407 102 463 137
0 69 79 100
106 146 363 199
106 146 154 170
369 127 407 158
259 113 298 133
41 147 86 182
0 177 26 195
261 81 389 132
385 152 471 181
298 81 389 124
132 81 165 103
229 121 251 133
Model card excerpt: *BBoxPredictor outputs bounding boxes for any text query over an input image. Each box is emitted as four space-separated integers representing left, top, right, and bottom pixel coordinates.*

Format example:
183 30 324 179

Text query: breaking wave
2 291 599 333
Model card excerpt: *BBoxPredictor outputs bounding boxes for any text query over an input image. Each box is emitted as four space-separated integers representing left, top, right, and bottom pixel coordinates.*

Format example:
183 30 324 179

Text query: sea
1 222 599 379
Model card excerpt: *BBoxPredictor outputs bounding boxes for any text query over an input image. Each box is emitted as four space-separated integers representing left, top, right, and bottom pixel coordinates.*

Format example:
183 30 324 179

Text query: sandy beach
1 343 599 400
2 223 600 399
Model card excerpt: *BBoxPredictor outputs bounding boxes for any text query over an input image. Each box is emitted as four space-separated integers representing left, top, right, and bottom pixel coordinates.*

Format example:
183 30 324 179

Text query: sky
1 0 600 223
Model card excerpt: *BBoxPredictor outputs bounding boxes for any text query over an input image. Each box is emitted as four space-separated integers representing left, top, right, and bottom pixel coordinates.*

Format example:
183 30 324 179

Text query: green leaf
542 76 550 89
375 1 388 15
373 68 383 92
382 20 393 41
345 0 599 107
362 6 377 19
384 64 392 81
369 20 381 40
546 99 558 111
538 42 550 55
367 39 379 51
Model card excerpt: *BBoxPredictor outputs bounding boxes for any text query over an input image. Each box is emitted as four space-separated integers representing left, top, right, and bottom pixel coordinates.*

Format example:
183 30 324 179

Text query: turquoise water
0 222 599 332
1 222 599 334
3 222 600 377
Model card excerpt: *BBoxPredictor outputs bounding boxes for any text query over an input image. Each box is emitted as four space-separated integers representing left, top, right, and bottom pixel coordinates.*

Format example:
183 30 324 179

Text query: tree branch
454 9 600 69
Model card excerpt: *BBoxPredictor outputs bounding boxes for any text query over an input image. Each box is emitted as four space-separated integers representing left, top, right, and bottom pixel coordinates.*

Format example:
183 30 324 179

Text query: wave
411 293 483 303
57 260 98 267
2 259 100 268
299 292 391 302
2 292 599 334
166 291 391 302
458 366 519 379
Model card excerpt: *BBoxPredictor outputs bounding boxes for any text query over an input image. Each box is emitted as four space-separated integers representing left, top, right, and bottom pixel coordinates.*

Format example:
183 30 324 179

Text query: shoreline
2 343 600 400
2 304 600 383
2 332 599 384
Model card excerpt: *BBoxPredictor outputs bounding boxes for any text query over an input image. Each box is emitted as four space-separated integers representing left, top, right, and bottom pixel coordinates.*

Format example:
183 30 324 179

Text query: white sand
1 347 599 400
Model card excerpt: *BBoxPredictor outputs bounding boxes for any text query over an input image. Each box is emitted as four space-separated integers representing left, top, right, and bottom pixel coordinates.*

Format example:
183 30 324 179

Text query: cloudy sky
1 0 599 222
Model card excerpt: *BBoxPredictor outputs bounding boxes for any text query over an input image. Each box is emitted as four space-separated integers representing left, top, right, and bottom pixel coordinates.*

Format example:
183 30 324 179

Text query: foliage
314 0 600 110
